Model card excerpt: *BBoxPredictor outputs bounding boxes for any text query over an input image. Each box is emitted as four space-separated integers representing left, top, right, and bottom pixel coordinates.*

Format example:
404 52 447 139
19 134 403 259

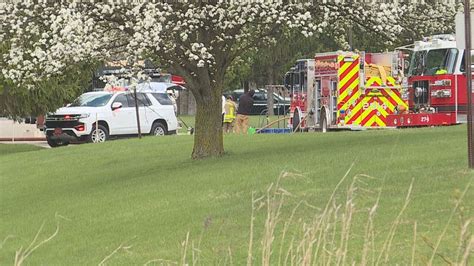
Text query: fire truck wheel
292 110 300 132
320 113 328 133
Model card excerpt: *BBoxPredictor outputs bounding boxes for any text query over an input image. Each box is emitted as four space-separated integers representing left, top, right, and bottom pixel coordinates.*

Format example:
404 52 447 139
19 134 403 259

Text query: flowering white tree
0 1 458 159
1 1 317 158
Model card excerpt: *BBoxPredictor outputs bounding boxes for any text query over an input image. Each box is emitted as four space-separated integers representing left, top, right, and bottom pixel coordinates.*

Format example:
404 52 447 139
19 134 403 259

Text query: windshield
408 48 458 76
69 93 113 107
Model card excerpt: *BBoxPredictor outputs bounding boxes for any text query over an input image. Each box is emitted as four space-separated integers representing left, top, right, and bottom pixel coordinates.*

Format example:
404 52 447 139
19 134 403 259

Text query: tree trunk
191 84 224 159
168 64 225 160
243 80 249 93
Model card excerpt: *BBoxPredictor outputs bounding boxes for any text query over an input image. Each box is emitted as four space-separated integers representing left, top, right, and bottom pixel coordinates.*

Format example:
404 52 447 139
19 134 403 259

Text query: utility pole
133 87 142 139
465 0 474 168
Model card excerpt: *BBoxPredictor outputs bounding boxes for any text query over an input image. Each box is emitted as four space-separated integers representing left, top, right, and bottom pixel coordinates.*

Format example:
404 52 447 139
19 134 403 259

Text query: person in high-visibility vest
435 68 448 75
223 96 237 133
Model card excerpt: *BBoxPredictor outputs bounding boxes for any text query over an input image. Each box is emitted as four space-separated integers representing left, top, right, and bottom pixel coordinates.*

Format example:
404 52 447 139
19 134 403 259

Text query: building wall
0 118 44 140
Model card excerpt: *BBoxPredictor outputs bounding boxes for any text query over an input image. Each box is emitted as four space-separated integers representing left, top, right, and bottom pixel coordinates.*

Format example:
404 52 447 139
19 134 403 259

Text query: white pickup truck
44 91 178 147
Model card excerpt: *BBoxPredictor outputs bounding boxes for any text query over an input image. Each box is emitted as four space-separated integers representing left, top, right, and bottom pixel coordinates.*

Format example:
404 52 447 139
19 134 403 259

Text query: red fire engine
285 51 407 131
387 34 467 126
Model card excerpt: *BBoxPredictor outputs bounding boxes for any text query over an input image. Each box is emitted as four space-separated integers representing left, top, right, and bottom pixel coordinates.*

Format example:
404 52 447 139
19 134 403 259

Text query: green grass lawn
0 143 43 157
0 126 473 265
178 115 289 133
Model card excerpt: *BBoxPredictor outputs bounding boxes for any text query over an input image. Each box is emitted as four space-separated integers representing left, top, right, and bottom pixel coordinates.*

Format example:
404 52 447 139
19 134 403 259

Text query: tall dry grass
12 213 69 266
242 169 473 266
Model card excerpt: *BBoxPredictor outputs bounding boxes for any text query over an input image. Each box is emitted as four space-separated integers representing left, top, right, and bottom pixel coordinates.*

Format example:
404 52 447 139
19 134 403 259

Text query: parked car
44 90 178 147
224 89 290 115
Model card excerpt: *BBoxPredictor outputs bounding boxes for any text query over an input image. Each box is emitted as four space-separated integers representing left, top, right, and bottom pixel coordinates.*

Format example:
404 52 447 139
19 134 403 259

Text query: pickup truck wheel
151 122 167 136
46 136 69 148
89 125 108 143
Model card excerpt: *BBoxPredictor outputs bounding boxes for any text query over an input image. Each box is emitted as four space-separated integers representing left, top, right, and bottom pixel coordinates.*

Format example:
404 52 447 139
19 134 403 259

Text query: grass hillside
0 126 473 265
0 143 43 157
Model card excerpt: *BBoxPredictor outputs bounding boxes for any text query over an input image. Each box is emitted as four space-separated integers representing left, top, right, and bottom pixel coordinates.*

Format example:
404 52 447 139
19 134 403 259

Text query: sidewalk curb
0 137 46 141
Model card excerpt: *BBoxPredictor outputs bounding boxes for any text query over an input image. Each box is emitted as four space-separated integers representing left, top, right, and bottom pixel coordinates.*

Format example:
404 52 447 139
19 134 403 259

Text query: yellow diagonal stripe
351 96 372 125
338 79 360 105
377 103 389 117
362 116 376 127
341 93 362 116
357 99 388 125
339 65 359 88
337 56 347 74
341 91 361 113
338 62 350 75
365 77 381 87
361 112 381 127
376 116 386 126
386 76 397 86
359 103 377 122
363 115 386 127
379 95 395 111
374 115 386 127
386 89 408 108
389 91 408 108
337 55 359 75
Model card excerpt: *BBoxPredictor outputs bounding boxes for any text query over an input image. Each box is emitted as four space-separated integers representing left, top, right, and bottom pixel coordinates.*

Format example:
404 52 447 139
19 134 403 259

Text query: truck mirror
112 102 123 110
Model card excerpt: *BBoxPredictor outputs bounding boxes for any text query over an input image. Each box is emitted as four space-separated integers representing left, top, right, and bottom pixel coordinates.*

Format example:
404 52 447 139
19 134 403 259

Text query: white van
44 91 178 147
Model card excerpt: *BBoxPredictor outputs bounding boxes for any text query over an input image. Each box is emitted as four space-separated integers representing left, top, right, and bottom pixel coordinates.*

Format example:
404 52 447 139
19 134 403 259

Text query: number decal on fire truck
362 102 388 110
420 116 430 123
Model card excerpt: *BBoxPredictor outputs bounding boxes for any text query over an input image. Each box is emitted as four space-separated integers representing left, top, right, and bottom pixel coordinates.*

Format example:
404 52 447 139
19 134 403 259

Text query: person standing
167 89 178 114
222 95 226 125
223 96 237 133
235 89 255 134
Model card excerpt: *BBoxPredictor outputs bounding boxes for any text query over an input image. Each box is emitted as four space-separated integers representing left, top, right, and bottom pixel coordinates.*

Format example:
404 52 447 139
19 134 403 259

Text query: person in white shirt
167 89 178 114
222 95 226 125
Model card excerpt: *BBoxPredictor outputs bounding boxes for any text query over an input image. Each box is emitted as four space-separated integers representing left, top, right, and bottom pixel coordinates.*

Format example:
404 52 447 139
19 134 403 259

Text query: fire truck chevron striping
284 35 468 131
353 77 407 127
337 54 361 123
284 51 407 131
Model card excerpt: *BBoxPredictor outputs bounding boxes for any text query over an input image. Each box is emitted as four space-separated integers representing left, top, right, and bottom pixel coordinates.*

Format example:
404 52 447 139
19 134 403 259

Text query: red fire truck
285 51 407 131
386 34 467 126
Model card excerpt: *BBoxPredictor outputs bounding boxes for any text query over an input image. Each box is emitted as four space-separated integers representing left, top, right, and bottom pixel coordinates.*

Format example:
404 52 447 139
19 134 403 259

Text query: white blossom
0 1 456 89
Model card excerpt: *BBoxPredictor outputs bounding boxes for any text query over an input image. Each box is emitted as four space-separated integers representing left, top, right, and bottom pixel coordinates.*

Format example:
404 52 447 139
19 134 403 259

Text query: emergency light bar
414 34 456 50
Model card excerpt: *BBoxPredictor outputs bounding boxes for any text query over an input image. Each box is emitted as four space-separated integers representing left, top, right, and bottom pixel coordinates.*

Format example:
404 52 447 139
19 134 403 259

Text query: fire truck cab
286 51 407 132
387 34 467 126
